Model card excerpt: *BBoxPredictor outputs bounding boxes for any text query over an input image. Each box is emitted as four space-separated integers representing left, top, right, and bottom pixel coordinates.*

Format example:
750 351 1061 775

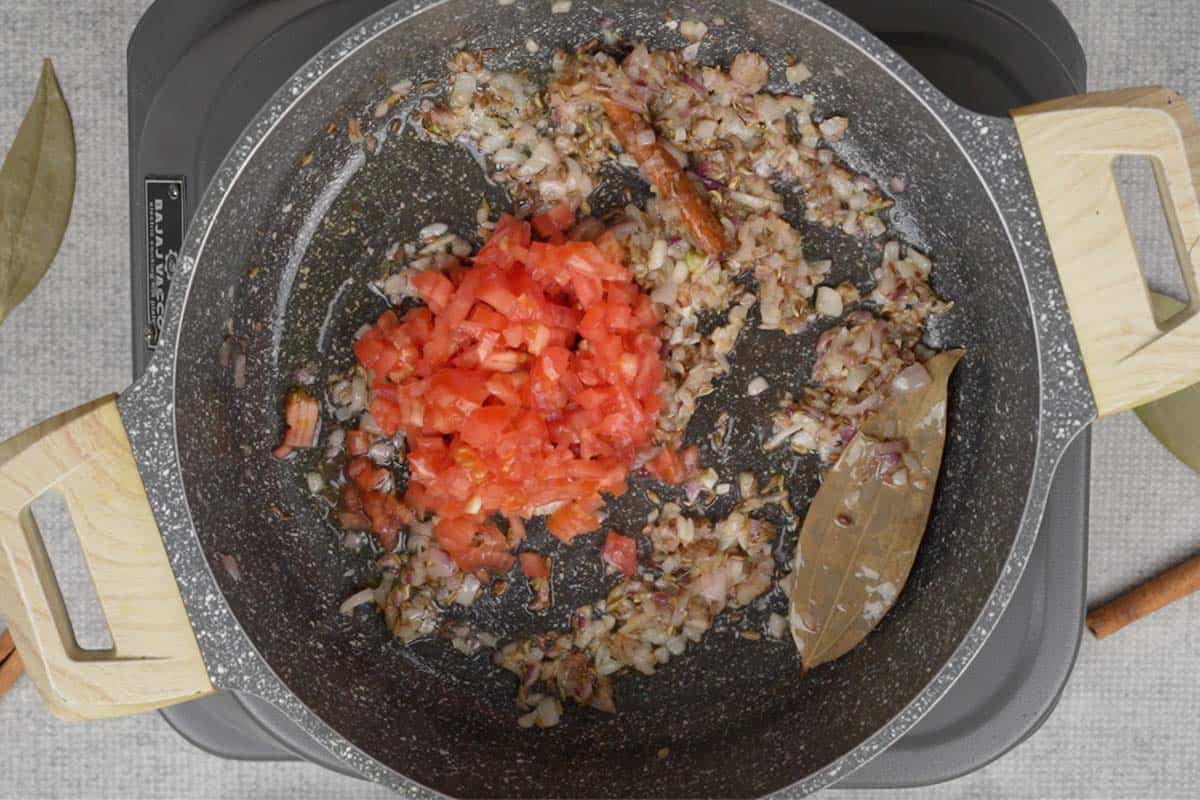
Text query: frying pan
2 0 1199 796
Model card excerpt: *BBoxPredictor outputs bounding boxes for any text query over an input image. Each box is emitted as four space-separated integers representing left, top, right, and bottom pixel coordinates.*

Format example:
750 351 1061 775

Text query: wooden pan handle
1087 553 1200 639
0 396 214 719
1012 87 1200 416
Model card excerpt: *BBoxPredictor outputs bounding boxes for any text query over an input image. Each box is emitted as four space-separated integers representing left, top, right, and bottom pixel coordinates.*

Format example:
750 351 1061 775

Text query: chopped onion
339 587 375 615
747 376 768 396
373 575 395 606
220 554 241 581
538 696 562 727
695 566 729 603
819 116 849 142
419 222 449 240
648 238 668 272
729 51 768 91
359 411 383 435
324 427 345 460
650 280 678 305
692 118 717 139
494 147 524 167
368 441 396 464
785 63 812 84
456 574 483 606
448 74 476 109
844 366 872 393
815 286 843 317
427 548 458 579
729 190 774 211
679 19 708 42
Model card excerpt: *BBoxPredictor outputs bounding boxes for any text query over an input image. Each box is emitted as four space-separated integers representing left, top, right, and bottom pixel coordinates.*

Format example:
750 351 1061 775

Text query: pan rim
118 0 1097 796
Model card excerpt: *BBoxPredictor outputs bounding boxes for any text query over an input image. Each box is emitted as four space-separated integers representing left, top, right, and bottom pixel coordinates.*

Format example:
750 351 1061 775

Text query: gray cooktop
127 0 1089 789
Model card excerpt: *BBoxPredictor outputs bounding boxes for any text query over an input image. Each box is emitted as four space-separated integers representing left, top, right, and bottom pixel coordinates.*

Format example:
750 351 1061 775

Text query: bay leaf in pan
1135 292 1200 476
790 349 963 672
0 59 75 327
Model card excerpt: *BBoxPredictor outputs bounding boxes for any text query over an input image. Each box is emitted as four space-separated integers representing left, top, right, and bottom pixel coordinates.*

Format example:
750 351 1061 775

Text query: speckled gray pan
116 0 1096 797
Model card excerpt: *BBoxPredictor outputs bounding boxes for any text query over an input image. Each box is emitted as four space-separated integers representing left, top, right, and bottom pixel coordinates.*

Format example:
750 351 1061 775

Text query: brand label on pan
145 177 185 350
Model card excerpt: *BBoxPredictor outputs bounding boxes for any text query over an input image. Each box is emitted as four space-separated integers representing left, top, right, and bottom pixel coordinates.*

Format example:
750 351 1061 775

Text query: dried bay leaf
790 349 963 672
0 60 75 326
1135 292 1200 474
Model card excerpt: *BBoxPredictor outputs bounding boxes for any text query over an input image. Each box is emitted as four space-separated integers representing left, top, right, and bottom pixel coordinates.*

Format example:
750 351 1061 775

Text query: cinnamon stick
1086 552 1200 639
601 100 729 256
0 630 22 699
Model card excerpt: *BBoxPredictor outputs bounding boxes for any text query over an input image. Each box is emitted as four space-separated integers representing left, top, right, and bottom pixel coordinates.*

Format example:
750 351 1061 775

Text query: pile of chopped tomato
352 210 664 573
335 426 411 552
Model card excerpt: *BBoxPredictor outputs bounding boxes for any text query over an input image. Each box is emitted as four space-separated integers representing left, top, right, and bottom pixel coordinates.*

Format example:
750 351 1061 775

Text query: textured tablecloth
1 1 1198 797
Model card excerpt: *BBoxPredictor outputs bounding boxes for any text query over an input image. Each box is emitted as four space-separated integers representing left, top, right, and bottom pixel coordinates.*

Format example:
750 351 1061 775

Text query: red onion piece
688 169 726 191
427 547 458 579
339 587 376 615
220 553 241 581
695 567 728 603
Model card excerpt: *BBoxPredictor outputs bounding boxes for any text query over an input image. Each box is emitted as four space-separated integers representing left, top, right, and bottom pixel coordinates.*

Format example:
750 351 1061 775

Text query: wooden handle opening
0 396 213 719
1013 87 1200 416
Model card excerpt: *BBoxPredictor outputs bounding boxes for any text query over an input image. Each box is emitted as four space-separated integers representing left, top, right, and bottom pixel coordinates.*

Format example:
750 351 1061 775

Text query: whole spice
0 60 75 327
1134 292 1200 476
1086 552 1200 639
0 629 22 700
789 350 962 671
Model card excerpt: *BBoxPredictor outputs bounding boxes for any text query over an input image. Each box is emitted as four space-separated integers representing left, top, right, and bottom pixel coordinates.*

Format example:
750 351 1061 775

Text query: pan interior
171 0 1038 796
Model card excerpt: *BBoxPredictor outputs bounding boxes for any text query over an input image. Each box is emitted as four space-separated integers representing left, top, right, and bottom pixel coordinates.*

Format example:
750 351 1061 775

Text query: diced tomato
546 501 600 543
474 214 531 269
337 510 372 531
462 405 517 449
435 516 478 553
645 446 698 485
347 456 390 492
410 271 455 313
531 202 576 240
485 371 526 406
339 483 363 514
454 545 515 575
469 303 508 331
519 551 551 579
342 215 676 575
346 428 372 457
505 515 527 546
362 490 404 550
600 531 638 576
436 517 514 573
